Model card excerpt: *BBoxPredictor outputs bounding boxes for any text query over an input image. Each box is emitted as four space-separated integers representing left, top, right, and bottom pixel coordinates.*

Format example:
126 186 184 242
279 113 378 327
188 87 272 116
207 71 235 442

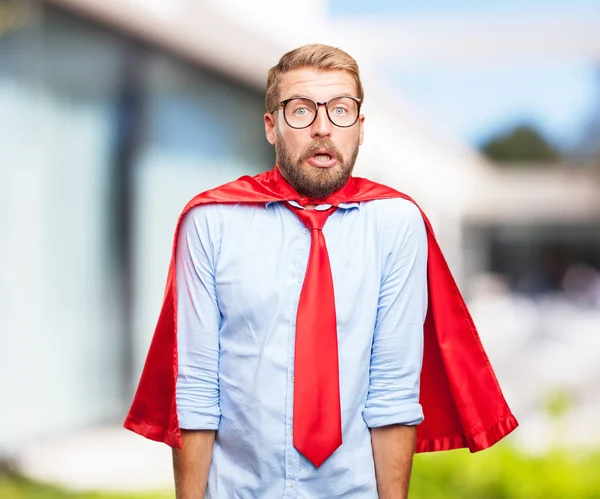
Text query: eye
332 106 348 115
294 107 310 116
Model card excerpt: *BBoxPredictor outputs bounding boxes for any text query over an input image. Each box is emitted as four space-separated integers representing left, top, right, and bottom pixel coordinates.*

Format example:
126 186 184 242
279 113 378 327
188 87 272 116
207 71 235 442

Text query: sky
329 0 600 17
329 0 600 150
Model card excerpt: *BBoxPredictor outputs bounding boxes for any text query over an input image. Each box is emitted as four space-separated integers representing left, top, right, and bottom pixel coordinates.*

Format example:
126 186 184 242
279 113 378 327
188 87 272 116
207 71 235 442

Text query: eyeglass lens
284 97 359 128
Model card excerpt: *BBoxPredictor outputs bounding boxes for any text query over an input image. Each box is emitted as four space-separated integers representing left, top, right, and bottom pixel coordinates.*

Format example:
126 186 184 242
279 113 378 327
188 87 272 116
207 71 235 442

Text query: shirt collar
266 200 360 211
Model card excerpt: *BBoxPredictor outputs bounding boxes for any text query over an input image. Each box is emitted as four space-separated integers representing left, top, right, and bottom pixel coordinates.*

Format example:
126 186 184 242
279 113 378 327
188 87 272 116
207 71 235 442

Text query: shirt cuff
363 403 424 428
177 411 221 430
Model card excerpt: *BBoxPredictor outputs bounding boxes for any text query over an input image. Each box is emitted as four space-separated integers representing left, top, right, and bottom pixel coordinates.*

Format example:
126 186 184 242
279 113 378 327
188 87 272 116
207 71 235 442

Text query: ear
264 113 276 145
358 114 365 146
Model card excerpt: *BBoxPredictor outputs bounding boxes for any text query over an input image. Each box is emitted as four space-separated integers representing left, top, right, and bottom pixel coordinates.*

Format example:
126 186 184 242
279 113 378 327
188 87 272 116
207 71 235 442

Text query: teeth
315 154 331 161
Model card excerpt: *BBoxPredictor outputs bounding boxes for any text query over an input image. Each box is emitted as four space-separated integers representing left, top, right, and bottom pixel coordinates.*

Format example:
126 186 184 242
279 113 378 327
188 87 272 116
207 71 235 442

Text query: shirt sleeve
175 205 221 430
363 200 428 428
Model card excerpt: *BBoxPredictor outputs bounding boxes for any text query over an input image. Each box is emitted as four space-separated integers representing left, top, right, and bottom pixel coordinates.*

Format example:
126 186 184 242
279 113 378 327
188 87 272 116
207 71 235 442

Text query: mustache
300 140 344 163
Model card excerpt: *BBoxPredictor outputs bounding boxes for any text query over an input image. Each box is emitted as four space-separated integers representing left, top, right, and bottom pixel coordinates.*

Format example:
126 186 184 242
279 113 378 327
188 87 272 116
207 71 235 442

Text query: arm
371 424 417 499
173 206 222 497
173 429 216 499
363 200 428 498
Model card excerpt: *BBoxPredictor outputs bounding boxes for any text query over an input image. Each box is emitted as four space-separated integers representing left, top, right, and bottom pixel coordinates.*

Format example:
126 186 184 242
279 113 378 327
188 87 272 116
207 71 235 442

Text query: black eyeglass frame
272 96 362 129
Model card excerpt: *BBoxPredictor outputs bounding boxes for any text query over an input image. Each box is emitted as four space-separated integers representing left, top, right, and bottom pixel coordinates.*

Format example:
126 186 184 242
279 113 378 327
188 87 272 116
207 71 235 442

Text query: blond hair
265 44 364 113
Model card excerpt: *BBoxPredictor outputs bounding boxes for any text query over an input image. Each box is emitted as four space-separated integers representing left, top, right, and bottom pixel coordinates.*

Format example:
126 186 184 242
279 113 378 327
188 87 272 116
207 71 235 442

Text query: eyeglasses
272 96 362 129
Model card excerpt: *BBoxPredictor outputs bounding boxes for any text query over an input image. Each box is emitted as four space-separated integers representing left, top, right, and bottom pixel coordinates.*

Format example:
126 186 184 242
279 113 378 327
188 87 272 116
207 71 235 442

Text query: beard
275 135 359 200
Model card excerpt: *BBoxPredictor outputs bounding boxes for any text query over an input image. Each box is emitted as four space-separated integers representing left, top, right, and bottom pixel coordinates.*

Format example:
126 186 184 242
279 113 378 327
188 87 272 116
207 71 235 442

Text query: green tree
574 66 600 167
480 124 560 163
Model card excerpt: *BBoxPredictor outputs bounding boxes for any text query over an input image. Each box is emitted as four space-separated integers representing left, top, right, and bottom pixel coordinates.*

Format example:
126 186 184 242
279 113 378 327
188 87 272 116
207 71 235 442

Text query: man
125 44 517 498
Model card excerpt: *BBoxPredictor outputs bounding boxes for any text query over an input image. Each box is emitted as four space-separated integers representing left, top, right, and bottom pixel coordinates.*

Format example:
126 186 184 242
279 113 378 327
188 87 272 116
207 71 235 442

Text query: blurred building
0 0 490 459
465 164 600 297
1 0 275 454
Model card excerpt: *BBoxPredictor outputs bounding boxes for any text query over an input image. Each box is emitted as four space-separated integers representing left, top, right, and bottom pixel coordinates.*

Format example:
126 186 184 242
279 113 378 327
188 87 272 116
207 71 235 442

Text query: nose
310 102 332 138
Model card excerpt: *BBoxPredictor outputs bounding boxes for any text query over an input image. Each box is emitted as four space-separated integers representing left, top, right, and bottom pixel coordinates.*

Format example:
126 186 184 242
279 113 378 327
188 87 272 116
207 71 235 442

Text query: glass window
0 3 126 449
0 0 275 452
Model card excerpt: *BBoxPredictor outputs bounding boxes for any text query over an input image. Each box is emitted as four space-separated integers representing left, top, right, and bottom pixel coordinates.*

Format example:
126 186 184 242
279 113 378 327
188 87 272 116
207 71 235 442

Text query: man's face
264 68 365 200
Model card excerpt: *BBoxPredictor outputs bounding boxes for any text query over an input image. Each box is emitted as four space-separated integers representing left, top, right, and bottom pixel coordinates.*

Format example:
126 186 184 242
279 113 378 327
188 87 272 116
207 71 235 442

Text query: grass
2 445 600 498
0 474 172 499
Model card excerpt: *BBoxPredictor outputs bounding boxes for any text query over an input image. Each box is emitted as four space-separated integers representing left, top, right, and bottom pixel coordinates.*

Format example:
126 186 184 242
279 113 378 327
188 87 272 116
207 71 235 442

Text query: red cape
124 167 518 452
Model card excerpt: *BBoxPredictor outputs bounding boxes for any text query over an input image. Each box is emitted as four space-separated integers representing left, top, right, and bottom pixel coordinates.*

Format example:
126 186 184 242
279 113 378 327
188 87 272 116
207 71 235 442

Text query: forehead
279 68 357 101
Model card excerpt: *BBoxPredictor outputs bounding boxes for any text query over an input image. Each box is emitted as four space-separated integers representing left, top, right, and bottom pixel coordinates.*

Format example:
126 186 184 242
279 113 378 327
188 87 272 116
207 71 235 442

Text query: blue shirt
175 197 428 498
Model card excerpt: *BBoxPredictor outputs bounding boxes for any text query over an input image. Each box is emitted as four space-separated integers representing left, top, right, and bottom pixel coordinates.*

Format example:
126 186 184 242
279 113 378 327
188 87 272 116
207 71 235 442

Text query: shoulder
181 202 222 227
180 202 269 237
361 197 427 257
178 203 235 237
364 197 424 230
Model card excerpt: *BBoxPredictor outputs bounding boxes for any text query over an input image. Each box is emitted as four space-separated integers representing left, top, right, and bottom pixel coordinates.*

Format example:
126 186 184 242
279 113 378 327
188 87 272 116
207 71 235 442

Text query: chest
213 205 384 329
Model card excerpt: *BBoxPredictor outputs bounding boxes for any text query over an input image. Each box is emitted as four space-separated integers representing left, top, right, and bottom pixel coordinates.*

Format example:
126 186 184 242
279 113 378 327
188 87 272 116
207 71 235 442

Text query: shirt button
290 480 296 488
303 227 309 234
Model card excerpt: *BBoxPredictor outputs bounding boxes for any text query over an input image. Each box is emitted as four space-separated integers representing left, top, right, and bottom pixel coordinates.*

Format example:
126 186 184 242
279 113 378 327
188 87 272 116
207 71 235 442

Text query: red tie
289 205 342 468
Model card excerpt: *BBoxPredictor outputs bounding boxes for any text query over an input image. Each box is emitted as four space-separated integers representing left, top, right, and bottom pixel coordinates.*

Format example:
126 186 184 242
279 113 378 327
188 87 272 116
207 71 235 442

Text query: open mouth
306 150 337 168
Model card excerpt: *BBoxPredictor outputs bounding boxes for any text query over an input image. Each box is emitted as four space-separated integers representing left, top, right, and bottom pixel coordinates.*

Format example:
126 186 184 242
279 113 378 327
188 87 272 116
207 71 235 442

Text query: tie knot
292 206 335 231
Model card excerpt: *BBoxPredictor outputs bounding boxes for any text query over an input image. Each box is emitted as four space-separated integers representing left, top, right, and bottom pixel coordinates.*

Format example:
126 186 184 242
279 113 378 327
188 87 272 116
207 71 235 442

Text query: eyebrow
282 93 357 102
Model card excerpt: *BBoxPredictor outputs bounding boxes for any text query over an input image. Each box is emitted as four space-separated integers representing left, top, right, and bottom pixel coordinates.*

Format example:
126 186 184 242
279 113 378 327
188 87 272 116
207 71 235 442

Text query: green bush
411 445 600 499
